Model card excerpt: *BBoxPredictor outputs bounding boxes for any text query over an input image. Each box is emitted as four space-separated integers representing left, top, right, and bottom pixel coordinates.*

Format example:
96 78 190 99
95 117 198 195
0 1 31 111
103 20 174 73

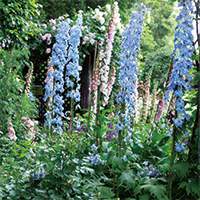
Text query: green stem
95 85 101 147
167 116 176 199
113 101 123 196
69 97 74 135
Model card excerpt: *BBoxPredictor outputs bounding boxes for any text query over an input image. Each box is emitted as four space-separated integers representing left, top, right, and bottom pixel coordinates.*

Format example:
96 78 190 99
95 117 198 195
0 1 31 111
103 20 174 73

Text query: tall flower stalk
114 4 146 197
165 0 194 198
65 16 82 134
100 2 119 106
44 15 82 136
165 0 194 128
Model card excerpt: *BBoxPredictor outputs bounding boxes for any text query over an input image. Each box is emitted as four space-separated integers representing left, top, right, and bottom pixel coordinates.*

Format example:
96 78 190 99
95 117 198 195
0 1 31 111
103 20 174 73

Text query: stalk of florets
149 82 158 122
142 79 150 120
103 66 116 104
25 63 34 96
90 42 101 117
142 66 154 120
113 4 146 194
155 94 164 122
116 5 146 114
44 20 71 135
100 2 119 106
65 16 82 133
165 0 194 128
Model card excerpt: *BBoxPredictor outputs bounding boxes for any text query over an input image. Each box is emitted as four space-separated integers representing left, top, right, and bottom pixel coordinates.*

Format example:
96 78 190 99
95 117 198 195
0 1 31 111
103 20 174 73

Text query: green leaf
178 181 187 190
119 170 136 190
80 166 94 174
159 136 170 146
138 193 150 199
97 186 114 199
172 162 190 180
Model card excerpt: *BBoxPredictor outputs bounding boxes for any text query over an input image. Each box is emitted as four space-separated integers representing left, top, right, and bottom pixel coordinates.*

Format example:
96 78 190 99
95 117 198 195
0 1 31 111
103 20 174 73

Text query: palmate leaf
97 186 115 199
172 162 190 180
179 179 200 197
139 178 168 200
119 170 136 190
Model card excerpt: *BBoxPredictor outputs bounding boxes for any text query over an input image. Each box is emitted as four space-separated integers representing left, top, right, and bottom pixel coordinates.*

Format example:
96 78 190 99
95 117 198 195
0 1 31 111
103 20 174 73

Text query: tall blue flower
44 20 71 135
165 0 194 128
116 4 146 135
44 16 83 135
116 5 146 113
65 17 82 103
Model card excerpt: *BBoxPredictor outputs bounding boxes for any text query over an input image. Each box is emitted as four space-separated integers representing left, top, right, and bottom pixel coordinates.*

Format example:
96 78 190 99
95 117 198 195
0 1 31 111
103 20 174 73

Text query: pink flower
42 35 46 40
43 23 47 29
1 62 4 66
52 26 56 30
90 39 95 44
23 118 27 122
8 124 17 141
46 48 51 54
49 19 56 25
27 119 34 127
78 66 82 71
42 33 51 41
83 36 89 42
89 32 93 37
25 22 30 27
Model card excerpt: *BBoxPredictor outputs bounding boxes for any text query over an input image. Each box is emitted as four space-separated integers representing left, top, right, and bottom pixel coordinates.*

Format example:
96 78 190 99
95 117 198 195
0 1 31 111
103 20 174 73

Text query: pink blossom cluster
103 66 116 106
91 65 100 114
82 33 95 45
142 79 150 119
155 98 164 122
7 122 17 141
99 3 119 106
1 39 10 48
23 117 37 138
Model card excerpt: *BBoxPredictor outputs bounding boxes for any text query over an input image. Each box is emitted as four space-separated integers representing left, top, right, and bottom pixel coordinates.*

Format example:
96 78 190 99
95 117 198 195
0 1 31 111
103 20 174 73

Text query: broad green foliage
0 48 38 133
0 0 42 47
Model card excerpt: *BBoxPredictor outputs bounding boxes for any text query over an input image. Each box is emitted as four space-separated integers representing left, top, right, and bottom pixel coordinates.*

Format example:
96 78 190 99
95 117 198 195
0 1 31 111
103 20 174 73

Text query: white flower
99 17 105 25
101 26 105 31
106 4 111 12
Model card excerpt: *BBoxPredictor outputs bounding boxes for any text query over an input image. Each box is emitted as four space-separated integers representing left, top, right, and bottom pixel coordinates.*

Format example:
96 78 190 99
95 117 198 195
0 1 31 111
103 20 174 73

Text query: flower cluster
44 20 70 134
165 0 194 128
88 153 101 165
65 16 82 103
23 162 46 182
137 161 161 178
155 97 164 122
7 121 17 141
44 16 82 135
100 2 119 106
116 5 146 110
175 142 186 152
